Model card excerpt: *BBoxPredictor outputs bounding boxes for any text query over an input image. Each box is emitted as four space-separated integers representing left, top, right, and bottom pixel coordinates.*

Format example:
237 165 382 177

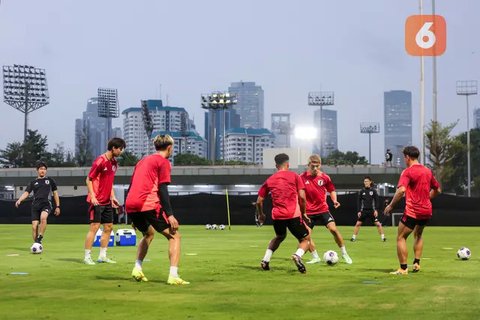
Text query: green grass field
0 224 479 320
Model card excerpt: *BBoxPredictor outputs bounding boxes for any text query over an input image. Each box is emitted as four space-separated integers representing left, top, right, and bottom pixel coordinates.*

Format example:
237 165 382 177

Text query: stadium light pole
201 92 238 165
456 80 477 197
3 64 50 142
308 91 334 157
97 87 119 142
360 122 380 164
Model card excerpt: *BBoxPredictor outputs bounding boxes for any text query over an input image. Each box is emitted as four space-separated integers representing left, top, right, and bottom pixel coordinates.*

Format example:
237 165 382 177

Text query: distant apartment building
384 90 412 165
228 81 264 129
313 108 338 158
223 128 274 165
271 113 291 148
474 107 480 129
151 130 207 159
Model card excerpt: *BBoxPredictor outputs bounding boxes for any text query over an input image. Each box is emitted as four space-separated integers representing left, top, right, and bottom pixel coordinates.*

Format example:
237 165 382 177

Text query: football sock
413 258 420 265
340 246 347 255
351 235 356 240
294 248 305 258
381 234 385 240
311 250 320 259
400 264 408 270
84 249 91 259
169 266 179 277
135 260 143 270
263 249 273 262
99 247 107 258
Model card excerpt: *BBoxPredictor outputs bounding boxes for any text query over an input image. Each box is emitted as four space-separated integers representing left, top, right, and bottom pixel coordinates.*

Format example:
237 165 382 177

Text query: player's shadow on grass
56 258 86 264
237 264 291 272
95 275 166 284
11 247 30 252
358 268 397 273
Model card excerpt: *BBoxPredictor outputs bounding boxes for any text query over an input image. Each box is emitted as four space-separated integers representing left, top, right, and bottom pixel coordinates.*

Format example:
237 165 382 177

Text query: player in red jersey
83 137 125 265
300 154 352 264
384 146 441 275
256 153 310 273
126 135 189 285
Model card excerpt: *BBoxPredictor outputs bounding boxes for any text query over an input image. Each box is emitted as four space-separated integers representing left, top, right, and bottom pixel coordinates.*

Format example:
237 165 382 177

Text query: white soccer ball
457 247 471 260
205 224 212 230
323 250 339 265
211 224 218 230
30 242 43 254
219 224 226 230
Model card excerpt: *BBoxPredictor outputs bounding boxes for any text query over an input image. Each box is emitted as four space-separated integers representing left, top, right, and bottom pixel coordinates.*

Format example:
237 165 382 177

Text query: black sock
413 258 420 265
400 264 408 270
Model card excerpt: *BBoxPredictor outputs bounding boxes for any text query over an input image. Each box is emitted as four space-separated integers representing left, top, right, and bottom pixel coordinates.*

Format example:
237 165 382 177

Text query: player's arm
298 189 311 224
373 189 379 217
85 176 99 206
53 190 61 216
430 187 441 199
15 191 30 208
255 196 266 225
330 190 340 208
384 186 406 215
110 188 119 208
158 183 178 232
357 190 362 215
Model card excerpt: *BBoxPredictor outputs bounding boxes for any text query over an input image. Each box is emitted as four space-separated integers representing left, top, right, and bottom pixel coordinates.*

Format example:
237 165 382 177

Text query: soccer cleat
97 257 117 264
167 275 190 285
390 268 408 275
83 257 95 265
260 260 270 270
412 263 421 273
36 235 44 244
342 253 353 264
350 237 356 242
306 257 321 264
291 254 306 274
132 267 148 282
382 238 387 242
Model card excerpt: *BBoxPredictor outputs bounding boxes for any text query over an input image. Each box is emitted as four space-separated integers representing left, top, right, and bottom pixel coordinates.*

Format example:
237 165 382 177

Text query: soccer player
83 137 125 265
300 154 352 264
126 135 189 285
15 162 61 245
350 176 386 242
384 146 441 275
256 153 310 273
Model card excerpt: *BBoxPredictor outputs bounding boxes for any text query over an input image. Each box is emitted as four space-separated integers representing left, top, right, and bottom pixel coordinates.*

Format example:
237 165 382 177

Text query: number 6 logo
405 15 446 56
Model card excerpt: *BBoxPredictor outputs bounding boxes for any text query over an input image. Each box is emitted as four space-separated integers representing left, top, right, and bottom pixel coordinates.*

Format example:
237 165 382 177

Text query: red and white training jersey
87 154 118 206
300 171 335 215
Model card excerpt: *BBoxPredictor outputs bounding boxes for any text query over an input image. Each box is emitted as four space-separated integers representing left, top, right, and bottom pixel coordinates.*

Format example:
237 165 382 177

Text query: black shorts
129 210 170 233
273 217 309 241
31 203 51 221
358 209 379 224
307 212 335 229
400 215 430 229
89 205 114 224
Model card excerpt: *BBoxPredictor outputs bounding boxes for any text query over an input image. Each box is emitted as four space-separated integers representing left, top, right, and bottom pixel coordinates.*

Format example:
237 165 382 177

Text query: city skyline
1 1 479 164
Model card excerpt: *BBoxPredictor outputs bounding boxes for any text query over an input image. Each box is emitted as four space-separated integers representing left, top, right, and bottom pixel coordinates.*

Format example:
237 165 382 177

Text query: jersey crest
317 179 324 186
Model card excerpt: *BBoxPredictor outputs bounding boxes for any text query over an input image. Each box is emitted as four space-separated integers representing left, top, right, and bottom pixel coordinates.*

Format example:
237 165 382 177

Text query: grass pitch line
6 254 20 257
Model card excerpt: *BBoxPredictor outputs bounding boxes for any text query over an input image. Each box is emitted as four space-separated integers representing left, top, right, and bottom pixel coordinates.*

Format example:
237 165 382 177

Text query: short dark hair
153 134 174 151
107 137 126 151
36 161 47 170
403 146 420 159
274 153 289 166
364 176 372 181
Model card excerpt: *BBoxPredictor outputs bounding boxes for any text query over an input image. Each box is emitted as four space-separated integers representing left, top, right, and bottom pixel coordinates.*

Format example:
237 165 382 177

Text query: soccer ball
211 224 218 230
219 224 226 230
205 224 212 230
30 242 43 254
323 250 339 265
457 247 471 260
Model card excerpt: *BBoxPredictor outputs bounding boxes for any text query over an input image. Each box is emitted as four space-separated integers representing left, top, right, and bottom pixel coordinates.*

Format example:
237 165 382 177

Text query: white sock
262 249 273 262
381 234 385 239
135 260 143 270
84 249 91 259
340 246 347 255
99 247 107 259
351 235 356 240
295 248 305 257
312 250 320 259
169 266 179 277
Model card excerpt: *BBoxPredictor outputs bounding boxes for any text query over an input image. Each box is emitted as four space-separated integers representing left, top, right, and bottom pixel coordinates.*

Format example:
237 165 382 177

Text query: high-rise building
151 130 207 160
75 97 120 159
122 99 204 158
228 81 264 129
223 128 274 165
271 113 291 148
313 108 338 158
384 90 412 165
474 107 480 129
204 108 240 161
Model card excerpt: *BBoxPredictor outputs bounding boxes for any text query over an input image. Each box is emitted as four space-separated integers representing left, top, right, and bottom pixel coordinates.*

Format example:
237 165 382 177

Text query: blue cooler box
93 229 114 247
115 229 136 246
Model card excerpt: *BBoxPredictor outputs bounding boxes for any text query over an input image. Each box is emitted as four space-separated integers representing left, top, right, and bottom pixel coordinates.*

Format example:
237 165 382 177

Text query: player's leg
161 228 189 284
36 209 49 243
131 212 153 282
412 223 426 272
31 220 39 242
261 221 287 270
97 206 116 263
31 206 41 242
390 216 414 275
327 220 352 264
374 218 386 241
351 214 364 241
84 205 101 264
288 218 309 273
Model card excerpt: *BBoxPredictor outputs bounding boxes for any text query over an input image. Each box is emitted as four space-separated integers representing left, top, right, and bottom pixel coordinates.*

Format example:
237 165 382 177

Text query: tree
21 129 51 167
174 153 210 166
47 143 76 167
117 150 140 166
323 150 368 166
0 142 23 168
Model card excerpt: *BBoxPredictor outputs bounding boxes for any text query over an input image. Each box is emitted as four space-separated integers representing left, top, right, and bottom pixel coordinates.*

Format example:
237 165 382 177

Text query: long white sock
135 260 143 270
262 249 273 262
169 266 179 277
381 234 385 240
295 248 305 257
312 250 320 259
340 246 347 255
99 247 107 259
84 249 91 259
351 234 356 240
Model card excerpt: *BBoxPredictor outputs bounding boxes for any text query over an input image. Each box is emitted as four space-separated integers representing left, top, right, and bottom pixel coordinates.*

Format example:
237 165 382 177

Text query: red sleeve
398 169 410 188
158 158 171 185
296 174 305 191
324 175 335 193
258 182 269 198
430 173 440 190
88 158 103 180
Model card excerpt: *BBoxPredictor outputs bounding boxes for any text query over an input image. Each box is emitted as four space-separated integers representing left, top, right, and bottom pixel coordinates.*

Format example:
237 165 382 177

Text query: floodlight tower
456 80 478 197
141 100 154 154
97 87 119 141
360 122 380 164
3 64 50 142
201 92 238 165
308 91 334 157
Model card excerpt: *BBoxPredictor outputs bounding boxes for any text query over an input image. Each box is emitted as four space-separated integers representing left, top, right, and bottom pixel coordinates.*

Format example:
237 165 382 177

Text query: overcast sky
0 0 479 164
